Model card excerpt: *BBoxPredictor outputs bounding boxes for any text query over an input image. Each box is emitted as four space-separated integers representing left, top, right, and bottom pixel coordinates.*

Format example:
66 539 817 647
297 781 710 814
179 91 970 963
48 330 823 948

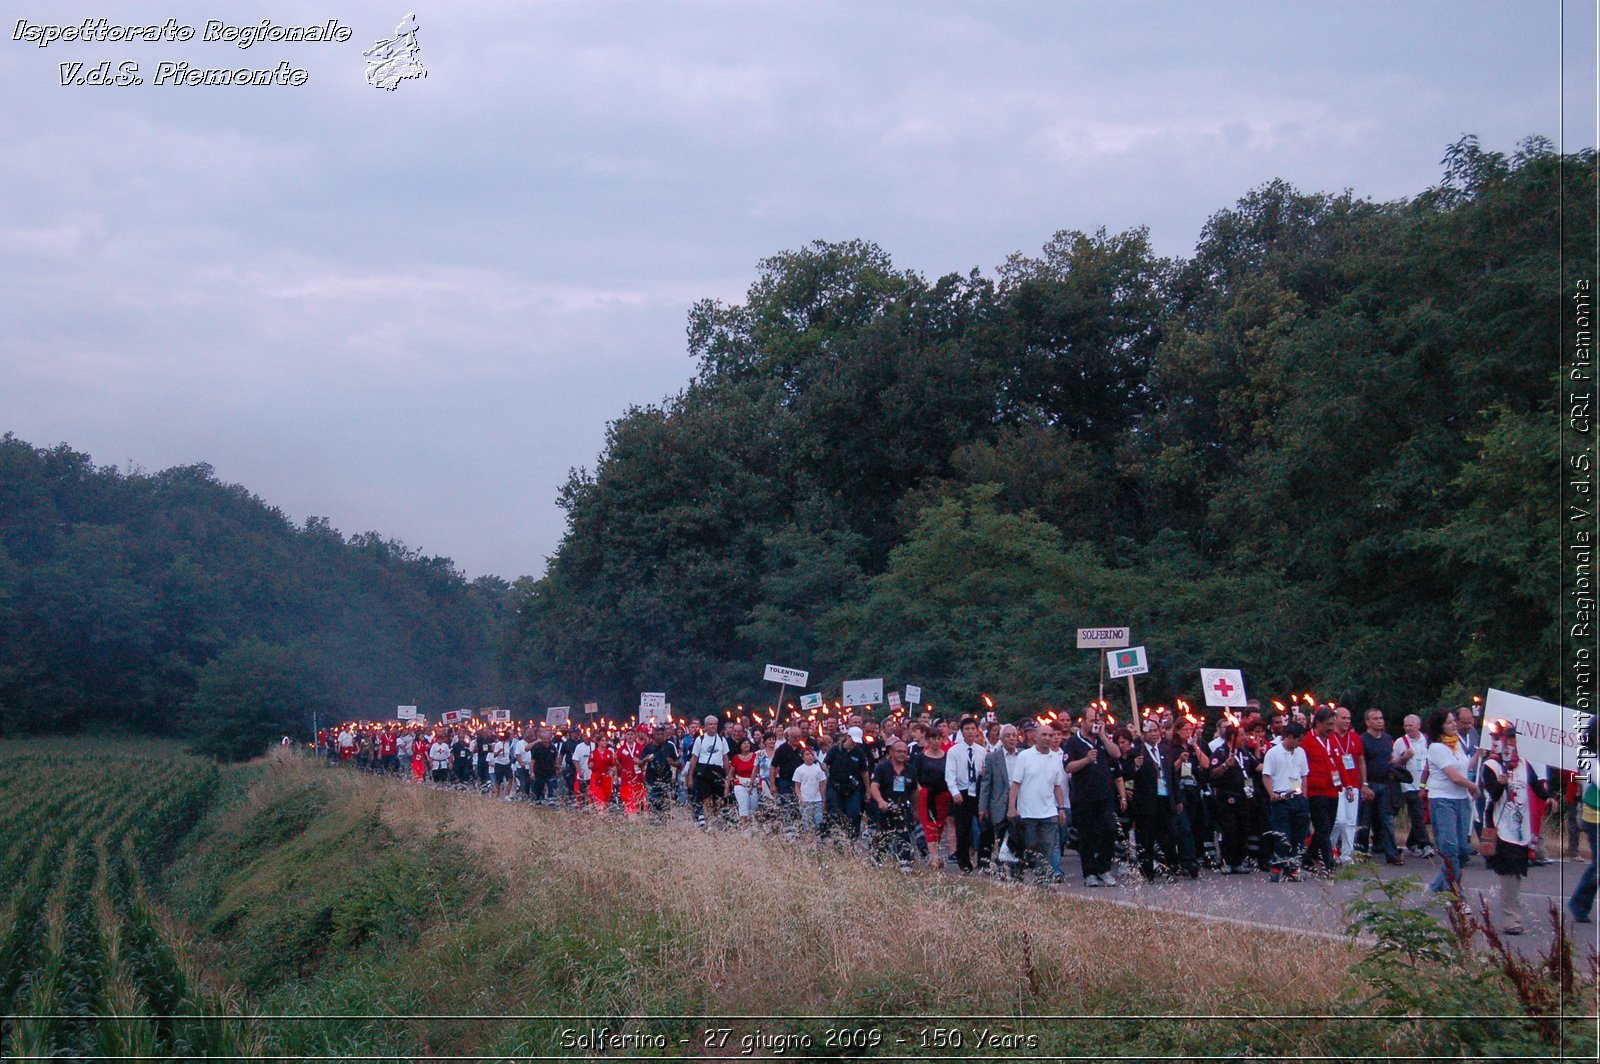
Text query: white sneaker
1100 872 1119 887
1084 874 1103 887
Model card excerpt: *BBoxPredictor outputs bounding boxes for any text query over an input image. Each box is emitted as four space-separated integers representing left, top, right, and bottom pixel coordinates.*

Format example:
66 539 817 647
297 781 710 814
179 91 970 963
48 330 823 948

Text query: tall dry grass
273 752 1364 1018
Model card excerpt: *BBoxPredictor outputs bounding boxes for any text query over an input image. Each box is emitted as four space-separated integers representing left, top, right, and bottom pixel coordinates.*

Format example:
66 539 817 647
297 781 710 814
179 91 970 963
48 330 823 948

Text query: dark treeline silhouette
504 136 1591 718
0 437 509 747
2 136 1588 755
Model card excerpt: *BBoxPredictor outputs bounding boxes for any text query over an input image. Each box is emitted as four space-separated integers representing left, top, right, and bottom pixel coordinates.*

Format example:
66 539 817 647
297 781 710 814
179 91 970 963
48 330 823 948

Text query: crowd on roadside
316 700 1600 934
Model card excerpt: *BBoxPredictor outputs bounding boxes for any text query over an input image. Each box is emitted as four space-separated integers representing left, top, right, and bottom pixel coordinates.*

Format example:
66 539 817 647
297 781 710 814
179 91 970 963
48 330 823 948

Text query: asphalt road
1035 851 1599 961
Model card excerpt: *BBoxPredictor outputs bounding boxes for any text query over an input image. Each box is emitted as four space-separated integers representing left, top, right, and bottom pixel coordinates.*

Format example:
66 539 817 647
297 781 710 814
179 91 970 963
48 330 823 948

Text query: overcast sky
3 1 1594 579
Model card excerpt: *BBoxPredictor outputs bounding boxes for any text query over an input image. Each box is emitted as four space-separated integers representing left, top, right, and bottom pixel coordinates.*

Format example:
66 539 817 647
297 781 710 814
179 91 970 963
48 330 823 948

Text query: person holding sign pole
1063 706 1121 886
1480 721 1548 934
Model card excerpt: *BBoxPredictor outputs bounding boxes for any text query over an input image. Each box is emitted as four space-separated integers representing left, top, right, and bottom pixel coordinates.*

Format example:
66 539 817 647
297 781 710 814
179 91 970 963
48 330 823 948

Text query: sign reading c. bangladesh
1107 646 1150 679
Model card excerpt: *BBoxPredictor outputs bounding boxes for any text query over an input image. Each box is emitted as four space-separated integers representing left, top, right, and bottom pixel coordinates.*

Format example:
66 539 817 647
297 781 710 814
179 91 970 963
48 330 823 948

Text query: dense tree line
0 439 506 744
3 136 1586 749
505 136 1592 718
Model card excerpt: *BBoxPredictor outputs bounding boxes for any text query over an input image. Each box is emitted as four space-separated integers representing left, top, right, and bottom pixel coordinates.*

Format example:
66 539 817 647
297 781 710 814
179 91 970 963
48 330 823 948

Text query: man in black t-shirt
1063 705 1122 886
824 729 870 840
869 740 920 869
640 728 680 816
529 729 558 804
450 734 473 784
1357 708 1401 864
771 727 807 822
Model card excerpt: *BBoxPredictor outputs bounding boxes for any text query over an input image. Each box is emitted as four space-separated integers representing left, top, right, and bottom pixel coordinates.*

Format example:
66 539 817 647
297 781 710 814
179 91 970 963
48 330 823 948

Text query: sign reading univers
1200 669 1247 708
1482 689 1585 772
545 706 569 726
842 678 884 708
1077 627 1131 649
763 664 809 687
1107 646 1150 679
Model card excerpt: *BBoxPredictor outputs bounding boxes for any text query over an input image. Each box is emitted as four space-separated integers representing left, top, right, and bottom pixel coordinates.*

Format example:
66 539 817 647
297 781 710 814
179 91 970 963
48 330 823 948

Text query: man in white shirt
571 736 594 805
1262 723 1310 882
945 716 988 872
1008 724 1068 882
1394 714 1431 855
685 715 730 824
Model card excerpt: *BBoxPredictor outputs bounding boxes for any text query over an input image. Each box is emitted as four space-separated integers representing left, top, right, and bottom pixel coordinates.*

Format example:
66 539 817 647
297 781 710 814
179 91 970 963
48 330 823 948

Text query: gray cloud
1 0 1590 577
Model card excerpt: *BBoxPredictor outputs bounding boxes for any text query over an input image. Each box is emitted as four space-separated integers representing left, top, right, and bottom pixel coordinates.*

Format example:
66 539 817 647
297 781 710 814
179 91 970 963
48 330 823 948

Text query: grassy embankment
4 739 1594 1060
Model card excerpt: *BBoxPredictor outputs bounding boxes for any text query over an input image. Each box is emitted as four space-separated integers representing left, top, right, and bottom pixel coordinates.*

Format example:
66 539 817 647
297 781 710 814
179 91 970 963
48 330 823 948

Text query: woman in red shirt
728 739 760 823
588 734 618 809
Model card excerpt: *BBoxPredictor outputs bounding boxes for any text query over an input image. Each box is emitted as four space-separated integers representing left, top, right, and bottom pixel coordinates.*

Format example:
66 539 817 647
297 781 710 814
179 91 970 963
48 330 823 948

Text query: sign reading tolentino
763 664 809 687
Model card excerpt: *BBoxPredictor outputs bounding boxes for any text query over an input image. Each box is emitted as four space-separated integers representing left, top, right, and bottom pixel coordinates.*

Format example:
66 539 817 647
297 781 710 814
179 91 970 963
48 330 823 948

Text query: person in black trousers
1063 705 1122 886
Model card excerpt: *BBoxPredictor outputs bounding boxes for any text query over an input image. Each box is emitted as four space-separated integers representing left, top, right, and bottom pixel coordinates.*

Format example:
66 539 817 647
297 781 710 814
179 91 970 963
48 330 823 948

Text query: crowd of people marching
316 699 1600 934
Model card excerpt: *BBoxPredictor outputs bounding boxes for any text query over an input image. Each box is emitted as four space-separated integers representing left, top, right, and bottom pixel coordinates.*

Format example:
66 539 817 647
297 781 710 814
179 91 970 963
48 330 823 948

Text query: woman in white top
1424 707 1482 896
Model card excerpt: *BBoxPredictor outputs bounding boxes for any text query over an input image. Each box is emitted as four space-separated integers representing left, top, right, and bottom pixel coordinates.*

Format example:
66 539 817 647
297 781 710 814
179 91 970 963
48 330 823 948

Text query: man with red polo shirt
378 727 399 774
1300 707 1341 874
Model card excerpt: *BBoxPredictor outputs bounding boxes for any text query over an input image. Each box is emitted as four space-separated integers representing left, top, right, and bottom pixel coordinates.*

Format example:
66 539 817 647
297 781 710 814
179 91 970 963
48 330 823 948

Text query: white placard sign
639 692 666 713
1482 689 1585 772
583 701 599 715
763 664 809 687
799 692 823 712
886 691 902 710
441 709 466 725
1077 627 1131 649
1106 646 1150 679
842 678 884 708
640 702 671 726
544 706 570 726
397 705 417 720
1200 669 1247 708
488 708 511 723
905 685 922 705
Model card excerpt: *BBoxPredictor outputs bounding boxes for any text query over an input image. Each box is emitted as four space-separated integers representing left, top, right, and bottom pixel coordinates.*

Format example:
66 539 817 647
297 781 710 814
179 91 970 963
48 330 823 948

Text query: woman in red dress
588 734 618 808
411 727 427 781
616 728 645 815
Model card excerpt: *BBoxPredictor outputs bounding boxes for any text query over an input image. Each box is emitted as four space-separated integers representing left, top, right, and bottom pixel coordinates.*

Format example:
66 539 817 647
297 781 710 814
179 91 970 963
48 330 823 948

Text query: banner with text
1482 689 1584 772
763 664 809 687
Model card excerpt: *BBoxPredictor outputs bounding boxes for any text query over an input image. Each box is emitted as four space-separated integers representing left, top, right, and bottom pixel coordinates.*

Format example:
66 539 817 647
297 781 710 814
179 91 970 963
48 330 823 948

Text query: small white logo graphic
364 12 426 90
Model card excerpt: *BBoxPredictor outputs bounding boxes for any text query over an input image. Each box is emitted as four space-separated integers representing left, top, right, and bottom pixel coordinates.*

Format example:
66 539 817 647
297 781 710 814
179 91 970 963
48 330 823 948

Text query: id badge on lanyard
1240 754 1254 798
893 775 907 794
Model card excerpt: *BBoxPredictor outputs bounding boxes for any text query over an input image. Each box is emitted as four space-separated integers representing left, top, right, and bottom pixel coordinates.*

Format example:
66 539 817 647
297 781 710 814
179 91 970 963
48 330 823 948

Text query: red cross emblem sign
1200 668 1247 707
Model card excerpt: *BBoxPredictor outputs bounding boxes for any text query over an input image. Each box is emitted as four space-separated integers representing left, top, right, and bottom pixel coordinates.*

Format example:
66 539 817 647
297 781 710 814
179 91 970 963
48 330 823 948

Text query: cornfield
0 743 258 1060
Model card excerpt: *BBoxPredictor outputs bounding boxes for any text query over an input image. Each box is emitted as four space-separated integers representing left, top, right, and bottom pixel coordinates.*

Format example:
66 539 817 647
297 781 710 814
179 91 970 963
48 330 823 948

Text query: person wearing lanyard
1128 719 1172 881
1329 707 1365 863
1301 707 1342 874
1064 705 1122 887
1209 724 1258 875
944 717 987 873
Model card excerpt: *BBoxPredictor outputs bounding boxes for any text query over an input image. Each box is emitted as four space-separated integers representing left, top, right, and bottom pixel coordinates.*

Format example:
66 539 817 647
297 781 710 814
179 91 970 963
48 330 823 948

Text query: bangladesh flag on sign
1107 645 1150 678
